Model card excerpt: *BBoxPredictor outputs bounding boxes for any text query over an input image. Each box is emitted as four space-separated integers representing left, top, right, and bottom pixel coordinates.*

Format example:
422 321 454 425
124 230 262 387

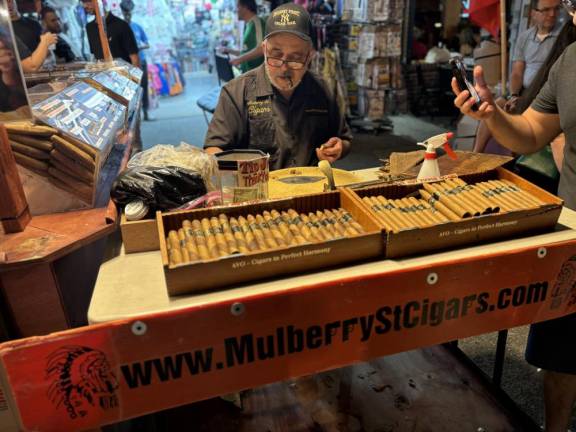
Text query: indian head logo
273 8 299 26
46 346 119 420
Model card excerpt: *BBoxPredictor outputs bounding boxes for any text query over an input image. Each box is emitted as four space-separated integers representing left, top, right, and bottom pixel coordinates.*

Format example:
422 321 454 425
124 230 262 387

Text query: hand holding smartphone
449 57 481 111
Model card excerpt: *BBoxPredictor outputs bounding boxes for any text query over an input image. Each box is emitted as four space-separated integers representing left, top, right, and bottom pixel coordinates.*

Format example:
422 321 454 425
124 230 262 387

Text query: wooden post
500 0 508 97
0 124 30 233
93 0 113 62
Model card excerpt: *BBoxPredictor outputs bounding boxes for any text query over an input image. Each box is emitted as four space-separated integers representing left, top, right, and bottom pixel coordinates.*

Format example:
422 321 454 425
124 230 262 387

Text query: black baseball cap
265 3 312 42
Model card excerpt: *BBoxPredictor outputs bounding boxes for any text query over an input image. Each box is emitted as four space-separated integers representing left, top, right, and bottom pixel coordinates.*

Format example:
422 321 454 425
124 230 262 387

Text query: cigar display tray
348 167 563 258
158 191 383 295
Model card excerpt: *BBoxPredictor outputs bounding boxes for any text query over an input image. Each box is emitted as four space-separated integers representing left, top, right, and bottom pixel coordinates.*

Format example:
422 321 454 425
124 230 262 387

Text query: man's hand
504 95 520 113
316 137 343 163
452 66 496 121
40 32 58 47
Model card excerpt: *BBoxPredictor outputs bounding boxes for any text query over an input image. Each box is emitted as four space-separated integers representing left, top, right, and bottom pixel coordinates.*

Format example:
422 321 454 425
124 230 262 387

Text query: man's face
44 12 62 33
81 0 95 16
532 0 561 31
264 33 312 93
122 10 132 23
7 0 19 20
236 2 246 20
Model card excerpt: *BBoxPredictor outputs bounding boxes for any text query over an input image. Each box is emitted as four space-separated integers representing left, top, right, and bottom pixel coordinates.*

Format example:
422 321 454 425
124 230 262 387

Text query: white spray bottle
417 132 457 180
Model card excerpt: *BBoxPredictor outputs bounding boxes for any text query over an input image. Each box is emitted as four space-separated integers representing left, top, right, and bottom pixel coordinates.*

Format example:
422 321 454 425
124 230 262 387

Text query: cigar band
231 225 242 233
324 217 336 225
212 226 223 234
259 222 269 230
317 218 329 227
273 216 283 225
305 222 315 229
291 216 302 225
416 204 426 211
186 228 194 237
383 203 396 211
249 223 259 231
179 239 186 248
194 230 205 238
340 213 352 223
463 184 474 192
371 204 382 212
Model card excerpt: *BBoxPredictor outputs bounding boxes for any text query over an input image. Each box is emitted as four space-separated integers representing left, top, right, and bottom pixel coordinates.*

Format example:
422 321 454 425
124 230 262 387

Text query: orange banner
1 241 575 431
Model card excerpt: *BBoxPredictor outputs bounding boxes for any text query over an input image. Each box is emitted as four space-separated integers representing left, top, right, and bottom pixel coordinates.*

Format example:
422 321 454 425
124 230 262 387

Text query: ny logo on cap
274 8 299 26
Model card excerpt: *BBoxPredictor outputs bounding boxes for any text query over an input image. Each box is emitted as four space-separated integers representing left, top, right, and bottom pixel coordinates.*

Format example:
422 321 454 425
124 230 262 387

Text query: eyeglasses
561 0 576 15
266 55 308 70
534 5 561 13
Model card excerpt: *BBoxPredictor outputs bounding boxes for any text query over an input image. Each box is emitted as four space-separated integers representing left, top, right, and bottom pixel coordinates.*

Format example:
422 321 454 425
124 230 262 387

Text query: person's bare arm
509 61 525 95
21 33 57 72
205 147 223 154
129 53 140 68
230 46 263 66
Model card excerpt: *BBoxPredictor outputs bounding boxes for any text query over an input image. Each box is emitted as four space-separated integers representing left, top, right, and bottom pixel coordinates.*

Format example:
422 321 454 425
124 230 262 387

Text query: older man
204 3 351 170
510 0 561 98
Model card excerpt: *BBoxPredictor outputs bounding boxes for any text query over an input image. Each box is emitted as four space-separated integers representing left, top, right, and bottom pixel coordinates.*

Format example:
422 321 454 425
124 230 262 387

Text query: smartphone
450 57 481 111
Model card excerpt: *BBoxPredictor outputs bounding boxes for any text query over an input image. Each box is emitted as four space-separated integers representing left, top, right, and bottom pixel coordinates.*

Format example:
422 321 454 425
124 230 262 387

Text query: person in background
0 36 28 112
205 3 351 170
220 0 265 73
80 0 139 67
509 0 561 106
452 6 576 431
41 7 80 63
7 0 42 52
120 0 154 121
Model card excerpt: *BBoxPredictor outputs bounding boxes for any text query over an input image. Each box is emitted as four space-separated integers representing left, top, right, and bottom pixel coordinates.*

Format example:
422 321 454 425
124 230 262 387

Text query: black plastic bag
111 166 207 211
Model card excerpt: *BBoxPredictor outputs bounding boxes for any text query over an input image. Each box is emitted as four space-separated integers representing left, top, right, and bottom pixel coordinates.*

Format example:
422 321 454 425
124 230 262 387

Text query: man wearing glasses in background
509 0 561 107
204 3 351 170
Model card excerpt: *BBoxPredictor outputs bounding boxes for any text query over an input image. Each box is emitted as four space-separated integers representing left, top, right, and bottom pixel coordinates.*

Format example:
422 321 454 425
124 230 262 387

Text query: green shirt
241 16 265 73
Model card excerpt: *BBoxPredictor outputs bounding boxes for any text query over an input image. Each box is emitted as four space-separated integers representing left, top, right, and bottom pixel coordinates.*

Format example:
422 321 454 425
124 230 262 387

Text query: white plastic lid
125 200 148 221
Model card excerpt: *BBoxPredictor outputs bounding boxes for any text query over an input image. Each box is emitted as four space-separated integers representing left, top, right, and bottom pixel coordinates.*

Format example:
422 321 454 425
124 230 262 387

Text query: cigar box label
233 187 259 203
231 247 332 269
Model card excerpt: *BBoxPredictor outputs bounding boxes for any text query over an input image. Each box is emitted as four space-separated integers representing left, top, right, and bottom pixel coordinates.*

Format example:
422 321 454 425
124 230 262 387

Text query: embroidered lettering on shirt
248 100 272 118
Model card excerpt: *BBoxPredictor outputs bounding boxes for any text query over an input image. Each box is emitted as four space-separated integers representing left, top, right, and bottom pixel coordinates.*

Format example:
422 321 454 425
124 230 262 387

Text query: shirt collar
531 21 562 41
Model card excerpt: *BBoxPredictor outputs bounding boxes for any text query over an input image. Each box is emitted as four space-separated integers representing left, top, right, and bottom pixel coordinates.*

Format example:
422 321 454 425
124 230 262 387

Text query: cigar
9 134 53 152
51 160 93 185
335 208 361 236
287 209 314 241
10 141 50 160
263 211 290 246
218 214 240 254
435 182 482 216
202 218 223 257
423 183 471 218
182 220 200 261
246 214 269 250
364 196 402 232
238 216 260 251
270 210 296 245
475 182 516 212
493 180 544 207
375 196 418 229
13 152 50 175
169 247 183 266
451 179 499 213
210 216 231 256
323 208 349 236
168 230 180 251
255 214 281 248
62 134 99 159
299 213 325 241
339 208 364 233
315 210 338 238
229 217 251 253
408 197 447 224
419 189 461 221
191 219 212 260
50 149 95 184
51 135 95 170
399 198 430 227
309 212 335 240
177 229 191 263
393 199 426 228
280 211 308 244
6 122 57 136
48 167 93 198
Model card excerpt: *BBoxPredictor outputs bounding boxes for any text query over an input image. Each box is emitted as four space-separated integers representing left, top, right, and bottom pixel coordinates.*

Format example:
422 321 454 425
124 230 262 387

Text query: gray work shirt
204 64 352 170
531 41 576 210
512 23 561 89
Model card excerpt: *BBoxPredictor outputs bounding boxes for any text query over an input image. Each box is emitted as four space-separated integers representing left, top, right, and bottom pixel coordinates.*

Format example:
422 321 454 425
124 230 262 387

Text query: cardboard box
120 214 160 253
157 191 384 295
345 168 563 258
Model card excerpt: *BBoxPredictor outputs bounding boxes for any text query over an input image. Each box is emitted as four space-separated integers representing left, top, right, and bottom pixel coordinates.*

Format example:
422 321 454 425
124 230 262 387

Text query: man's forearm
485 107 542 154
234 46 263 64
204 146 223 155
509 73 523 95
129 54 140 68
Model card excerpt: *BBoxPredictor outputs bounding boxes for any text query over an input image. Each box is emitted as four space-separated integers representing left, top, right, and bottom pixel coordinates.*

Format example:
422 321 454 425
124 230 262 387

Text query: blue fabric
130 22 149 64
